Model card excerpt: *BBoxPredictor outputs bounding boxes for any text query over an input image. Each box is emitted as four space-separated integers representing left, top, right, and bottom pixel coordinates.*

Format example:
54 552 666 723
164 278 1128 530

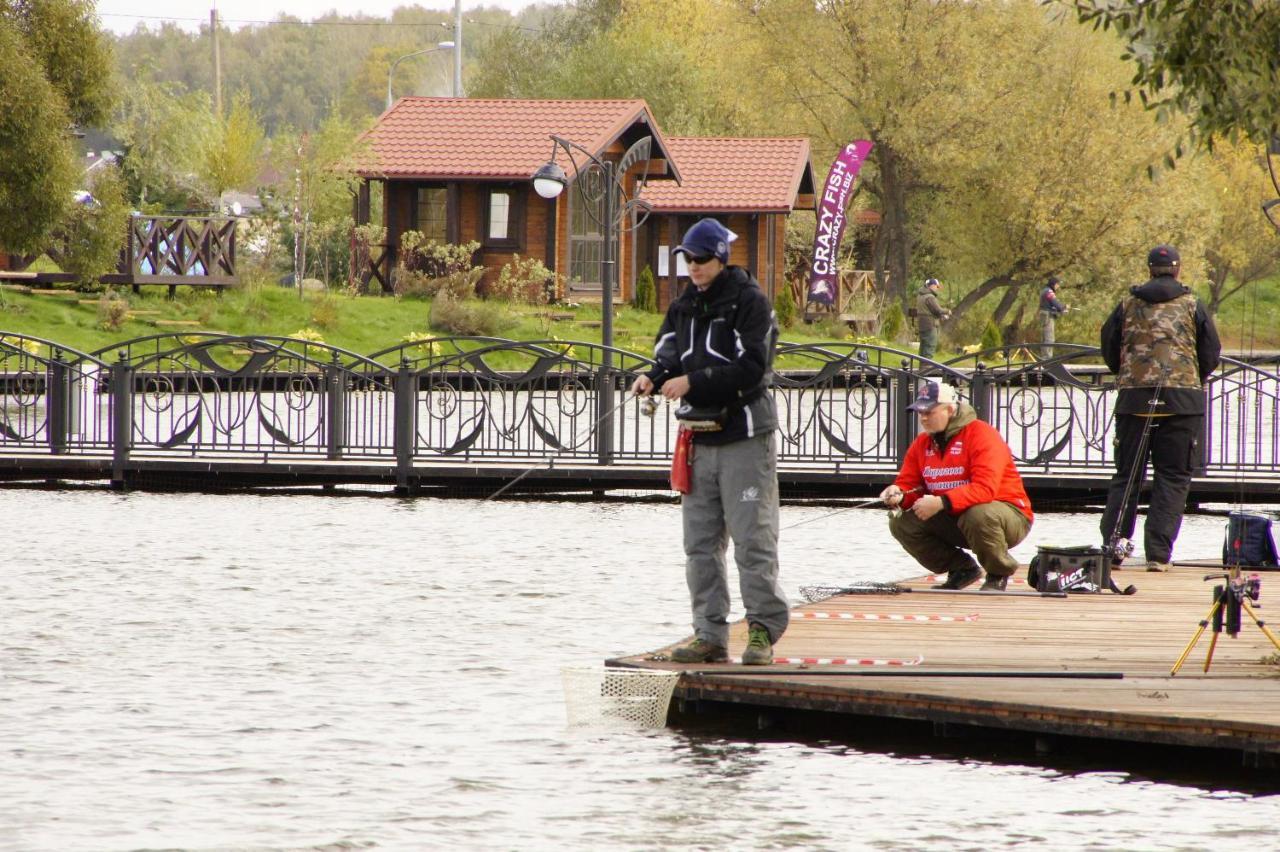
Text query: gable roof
637 136 816 214
354 98 678 182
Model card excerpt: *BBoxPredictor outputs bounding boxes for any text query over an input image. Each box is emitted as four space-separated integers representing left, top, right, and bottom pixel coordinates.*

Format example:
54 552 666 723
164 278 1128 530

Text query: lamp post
386 41 456 111
531 134 655 463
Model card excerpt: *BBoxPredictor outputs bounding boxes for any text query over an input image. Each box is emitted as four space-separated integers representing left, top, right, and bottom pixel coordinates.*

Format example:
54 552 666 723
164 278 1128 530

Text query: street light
386 41 456 111
531 134 655 463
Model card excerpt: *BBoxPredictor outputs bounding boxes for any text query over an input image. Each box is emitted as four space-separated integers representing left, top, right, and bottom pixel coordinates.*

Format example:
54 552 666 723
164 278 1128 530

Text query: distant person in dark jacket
630 218 788 666
916 277 950 359
1099 244 1221 572
1038 276 1068 356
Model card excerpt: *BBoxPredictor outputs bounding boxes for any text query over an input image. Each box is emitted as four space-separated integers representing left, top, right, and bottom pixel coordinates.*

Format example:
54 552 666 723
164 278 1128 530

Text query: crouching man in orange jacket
879 381 1034 592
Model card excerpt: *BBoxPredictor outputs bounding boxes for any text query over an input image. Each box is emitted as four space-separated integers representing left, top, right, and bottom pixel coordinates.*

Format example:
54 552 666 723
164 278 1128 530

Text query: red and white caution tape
728 653 925 666
799 611 979 623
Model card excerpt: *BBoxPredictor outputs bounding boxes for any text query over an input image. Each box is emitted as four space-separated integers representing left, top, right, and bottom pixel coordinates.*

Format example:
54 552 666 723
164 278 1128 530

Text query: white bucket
560 666 681 730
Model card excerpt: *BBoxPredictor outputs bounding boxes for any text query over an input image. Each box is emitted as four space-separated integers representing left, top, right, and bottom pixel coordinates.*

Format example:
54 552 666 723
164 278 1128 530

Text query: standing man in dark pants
630 218 788 665
1100 245 1221 571
1038 276 1068 356
916 277 950 360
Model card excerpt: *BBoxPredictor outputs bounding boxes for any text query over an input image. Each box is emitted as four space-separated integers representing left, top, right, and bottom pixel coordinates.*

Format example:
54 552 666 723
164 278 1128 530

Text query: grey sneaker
1146 561 1171 573
741 624 773 666
938 564 982 590
671 637 728 663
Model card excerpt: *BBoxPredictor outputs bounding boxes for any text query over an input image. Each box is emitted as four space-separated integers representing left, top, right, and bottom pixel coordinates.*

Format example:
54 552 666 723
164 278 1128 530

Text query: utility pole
211 5 223 116
453 0 462 97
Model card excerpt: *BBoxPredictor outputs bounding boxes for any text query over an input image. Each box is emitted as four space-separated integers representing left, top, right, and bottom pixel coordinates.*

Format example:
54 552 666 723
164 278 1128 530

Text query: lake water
2 488 1276 850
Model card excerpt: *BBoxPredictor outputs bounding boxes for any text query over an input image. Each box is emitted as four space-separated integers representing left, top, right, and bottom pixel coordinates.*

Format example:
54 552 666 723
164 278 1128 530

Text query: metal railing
3 333 1277 487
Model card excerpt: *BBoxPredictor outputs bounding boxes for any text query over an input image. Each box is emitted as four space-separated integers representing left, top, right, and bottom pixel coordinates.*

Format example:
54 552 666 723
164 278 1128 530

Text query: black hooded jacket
645 265 779 445
1100 275 1221 414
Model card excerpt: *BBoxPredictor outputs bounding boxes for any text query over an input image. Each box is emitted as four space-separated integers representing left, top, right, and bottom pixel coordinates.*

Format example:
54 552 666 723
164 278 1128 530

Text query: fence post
893 362 914 463
970 363 990 422
46 350 69 455
393 358 415 493
110 351 133 489
596 362 615 465
324 352 346 460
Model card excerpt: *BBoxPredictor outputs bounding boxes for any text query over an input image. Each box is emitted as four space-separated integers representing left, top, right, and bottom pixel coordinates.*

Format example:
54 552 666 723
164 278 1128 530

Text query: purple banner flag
807 140 874 305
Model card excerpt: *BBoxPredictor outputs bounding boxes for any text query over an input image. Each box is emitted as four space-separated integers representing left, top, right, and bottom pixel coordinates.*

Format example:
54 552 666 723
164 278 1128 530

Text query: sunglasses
686 254 716 265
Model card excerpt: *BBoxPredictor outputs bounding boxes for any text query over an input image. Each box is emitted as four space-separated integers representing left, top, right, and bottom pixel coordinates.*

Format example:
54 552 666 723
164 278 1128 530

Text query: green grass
0 281 879 364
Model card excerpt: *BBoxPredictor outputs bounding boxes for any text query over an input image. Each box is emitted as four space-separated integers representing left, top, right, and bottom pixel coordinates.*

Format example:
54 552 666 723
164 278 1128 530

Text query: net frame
561 666 681 729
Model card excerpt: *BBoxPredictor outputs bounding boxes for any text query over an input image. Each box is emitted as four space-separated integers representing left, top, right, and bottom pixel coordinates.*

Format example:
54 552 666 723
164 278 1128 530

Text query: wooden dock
615 565 1280 767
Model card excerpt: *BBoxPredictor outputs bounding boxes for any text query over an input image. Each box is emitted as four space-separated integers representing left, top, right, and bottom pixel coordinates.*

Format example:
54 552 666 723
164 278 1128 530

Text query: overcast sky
95 0 555 35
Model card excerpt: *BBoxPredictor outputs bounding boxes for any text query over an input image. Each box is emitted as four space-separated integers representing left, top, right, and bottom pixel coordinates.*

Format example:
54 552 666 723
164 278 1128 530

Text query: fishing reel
640 395 661 417
1105 537 1135 567
1203 570 1262 638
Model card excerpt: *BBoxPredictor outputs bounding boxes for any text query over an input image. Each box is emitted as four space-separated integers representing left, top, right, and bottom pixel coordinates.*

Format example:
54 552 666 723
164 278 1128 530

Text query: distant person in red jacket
879 381 1034 591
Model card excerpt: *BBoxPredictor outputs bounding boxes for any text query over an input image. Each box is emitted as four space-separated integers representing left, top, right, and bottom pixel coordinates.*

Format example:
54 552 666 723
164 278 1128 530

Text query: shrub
95 290 130 331
429 294 517 336
489 254 557 304
634 265 657 312
980 317 1003 351
289 327 326 343
774 281 797 329
310 293 341 329
347 223 385 295
56 165 130 291
880 301 905 342
394 234 484 301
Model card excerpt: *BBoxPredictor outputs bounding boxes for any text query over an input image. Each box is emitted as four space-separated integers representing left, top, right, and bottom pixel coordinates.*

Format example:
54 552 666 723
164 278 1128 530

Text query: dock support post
110 352 133 490
970 364 991 422
393 358 415 493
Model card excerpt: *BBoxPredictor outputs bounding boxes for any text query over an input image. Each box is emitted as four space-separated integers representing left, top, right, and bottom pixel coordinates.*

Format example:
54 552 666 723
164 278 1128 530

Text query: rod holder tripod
1170 567 1280 675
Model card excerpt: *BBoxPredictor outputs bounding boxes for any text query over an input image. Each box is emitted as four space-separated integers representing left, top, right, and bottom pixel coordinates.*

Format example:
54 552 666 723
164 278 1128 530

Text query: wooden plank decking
615 565 1280 760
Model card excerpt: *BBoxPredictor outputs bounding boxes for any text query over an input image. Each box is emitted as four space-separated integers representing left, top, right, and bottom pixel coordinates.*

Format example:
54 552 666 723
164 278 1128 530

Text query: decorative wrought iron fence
2 333 1276 488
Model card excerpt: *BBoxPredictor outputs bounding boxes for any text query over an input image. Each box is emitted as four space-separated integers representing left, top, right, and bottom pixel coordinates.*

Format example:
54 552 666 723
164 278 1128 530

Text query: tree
1067 1 1280 148
0 0 114 253
1201 139 1280 314
737 0 1038 303
201 91 266 203
919 9 1212 339
111 68 214 209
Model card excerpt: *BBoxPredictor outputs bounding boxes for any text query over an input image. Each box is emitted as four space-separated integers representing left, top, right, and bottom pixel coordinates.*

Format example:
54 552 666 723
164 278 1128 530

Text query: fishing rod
782 487 922 532
485 390 639 501
677 668 1123 679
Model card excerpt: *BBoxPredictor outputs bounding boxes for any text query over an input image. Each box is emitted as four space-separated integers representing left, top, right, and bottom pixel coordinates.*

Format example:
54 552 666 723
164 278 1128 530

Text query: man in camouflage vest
1099 245 1221 571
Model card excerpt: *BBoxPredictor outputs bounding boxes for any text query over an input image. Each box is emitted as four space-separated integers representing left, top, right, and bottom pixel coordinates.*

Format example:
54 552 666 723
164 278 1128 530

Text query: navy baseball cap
673 218 734 263
1147 244 1180 267
907 381 958 412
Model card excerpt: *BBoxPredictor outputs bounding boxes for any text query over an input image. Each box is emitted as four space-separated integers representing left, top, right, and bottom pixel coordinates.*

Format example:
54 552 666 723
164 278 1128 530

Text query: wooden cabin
634 136 816 309
352 99 819 306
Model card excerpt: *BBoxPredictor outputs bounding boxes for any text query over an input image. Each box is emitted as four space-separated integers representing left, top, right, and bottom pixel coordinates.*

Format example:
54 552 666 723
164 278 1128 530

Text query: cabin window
414 186 448 244
568 170 613 291
481 187 525 252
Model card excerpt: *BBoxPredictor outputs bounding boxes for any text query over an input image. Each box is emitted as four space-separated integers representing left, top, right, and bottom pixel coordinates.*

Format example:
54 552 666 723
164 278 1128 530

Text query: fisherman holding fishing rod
629 218 789 666
1099 244 1221 572
879 381 1035 591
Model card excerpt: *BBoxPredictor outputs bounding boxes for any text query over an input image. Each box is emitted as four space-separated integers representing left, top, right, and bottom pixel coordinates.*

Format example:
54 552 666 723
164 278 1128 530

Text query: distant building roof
638 136 816 214
354 98 678 182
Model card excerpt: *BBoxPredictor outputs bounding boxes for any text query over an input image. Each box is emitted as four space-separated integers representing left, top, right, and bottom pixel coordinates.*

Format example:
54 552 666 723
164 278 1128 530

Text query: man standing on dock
629 218 789 666
1039 276 1069 357
1099 244 1221 572
880 381 1034 591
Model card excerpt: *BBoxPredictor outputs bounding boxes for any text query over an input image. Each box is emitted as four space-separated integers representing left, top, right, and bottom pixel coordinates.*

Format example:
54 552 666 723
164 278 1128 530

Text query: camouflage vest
1116 293 1200 389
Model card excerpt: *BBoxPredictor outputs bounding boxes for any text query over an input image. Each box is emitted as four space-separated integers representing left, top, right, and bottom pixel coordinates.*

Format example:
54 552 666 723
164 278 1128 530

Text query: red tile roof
638 137 814 214
354 98 676 181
